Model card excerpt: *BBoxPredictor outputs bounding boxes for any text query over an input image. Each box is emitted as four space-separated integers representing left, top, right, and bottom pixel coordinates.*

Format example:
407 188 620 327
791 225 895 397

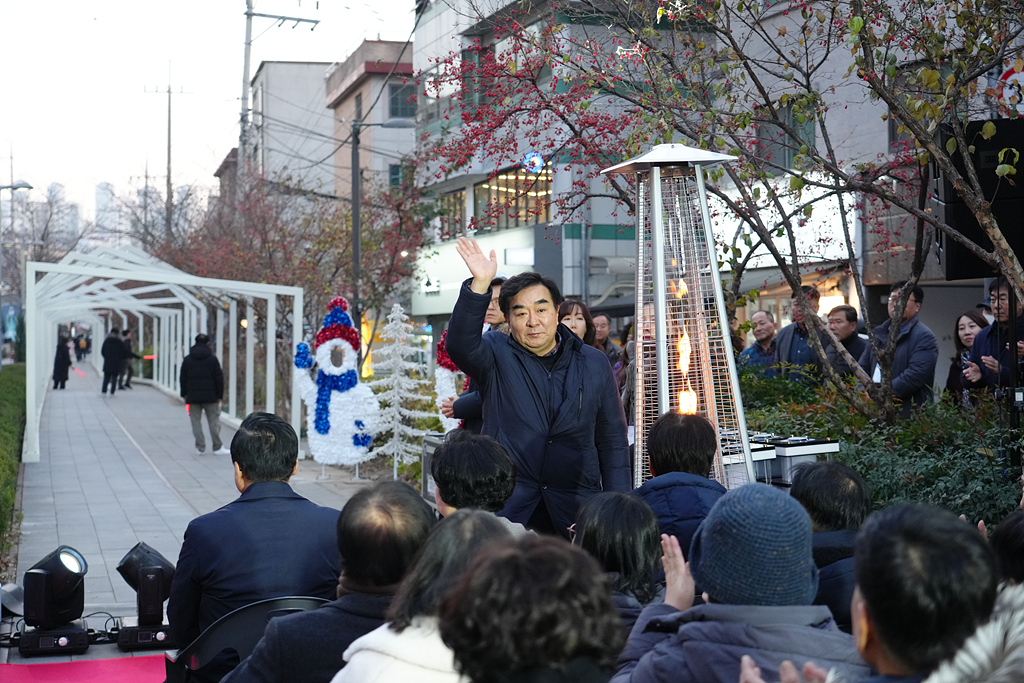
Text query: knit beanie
688 484 818 606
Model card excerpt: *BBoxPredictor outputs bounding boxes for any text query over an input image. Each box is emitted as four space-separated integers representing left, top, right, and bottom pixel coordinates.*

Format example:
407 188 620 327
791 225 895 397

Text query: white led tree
369 303 436 475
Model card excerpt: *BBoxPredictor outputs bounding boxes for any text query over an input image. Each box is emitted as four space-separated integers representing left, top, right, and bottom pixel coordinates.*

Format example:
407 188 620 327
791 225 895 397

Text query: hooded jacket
180 342 224 404
633 472 726 559
333 616 466 683
920 583 1024 683
446 279 630 535
611 603 869 683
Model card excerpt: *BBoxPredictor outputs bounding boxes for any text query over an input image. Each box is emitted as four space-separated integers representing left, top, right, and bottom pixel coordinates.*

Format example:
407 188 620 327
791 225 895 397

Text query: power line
287 10 422 172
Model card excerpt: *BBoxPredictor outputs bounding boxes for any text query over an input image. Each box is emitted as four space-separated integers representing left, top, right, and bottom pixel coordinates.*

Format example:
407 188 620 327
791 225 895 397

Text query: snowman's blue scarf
315 370 358 434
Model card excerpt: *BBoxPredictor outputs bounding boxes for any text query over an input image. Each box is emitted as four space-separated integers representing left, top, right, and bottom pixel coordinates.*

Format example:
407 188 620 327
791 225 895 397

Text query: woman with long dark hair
559 299 596 346
333 509 511 683
946 309 989 407
573 492 664 631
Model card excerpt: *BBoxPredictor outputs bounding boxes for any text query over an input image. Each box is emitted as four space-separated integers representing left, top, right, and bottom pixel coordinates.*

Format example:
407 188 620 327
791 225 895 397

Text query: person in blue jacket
858 282 938 417
633 413 725 558
446 237 630 538
964 275 1024 391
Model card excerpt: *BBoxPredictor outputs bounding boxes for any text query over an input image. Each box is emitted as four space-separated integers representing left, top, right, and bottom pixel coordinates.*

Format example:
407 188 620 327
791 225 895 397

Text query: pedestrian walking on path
101 328 127 395
180 333 228 455
52 336 73 389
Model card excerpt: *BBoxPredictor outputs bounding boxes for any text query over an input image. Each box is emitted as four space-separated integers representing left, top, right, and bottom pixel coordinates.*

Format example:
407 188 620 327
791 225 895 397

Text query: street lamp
349 118 415 368
0 180 32 370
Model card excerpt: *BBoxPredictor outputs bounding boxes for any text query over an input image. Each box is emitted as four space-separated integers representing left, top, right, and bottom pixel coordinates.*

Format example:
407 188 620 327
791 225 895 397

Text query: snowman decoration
294 297 376 465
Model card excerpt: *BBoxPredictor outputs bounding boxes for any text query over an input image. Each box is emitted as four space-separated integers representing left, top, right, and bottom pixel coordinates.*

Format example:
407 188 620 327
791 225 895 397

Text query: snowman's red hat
314 297 360 351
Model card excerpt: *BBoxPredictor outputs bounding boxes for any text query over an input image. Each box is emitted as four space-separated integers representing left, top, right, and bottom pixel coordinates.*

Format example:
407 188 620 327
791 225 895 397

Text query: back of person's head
575 492 661 604
790 461 870 532
439 535 624 683
646 413 717 477
338 481 437 588
123 329 131 337
855 504 997 673
230 412 298 482
989 509 1024 585
890 280 925 304
498 271 563 318
387 508 511 632
689 484 818 606
195 333 210 345
430 431 517 512
110 328 120 335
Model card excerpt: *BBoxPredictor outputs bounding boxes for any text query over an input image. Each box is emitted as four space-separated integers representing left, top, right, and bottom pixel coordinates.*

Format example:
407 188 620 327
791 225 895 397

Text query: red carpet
0 655 165 681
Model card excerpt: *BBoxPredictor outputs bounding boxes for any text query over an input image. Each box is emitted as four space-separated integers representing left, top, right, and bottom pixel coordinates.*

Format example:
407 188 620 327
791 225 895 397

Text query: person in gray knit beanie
688 483 819 606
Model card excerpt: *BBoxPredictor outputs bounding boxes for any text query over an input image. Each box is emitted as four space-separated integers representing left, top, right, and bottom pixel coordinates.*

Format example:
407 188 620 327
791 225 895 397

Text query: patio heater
603 144 755 489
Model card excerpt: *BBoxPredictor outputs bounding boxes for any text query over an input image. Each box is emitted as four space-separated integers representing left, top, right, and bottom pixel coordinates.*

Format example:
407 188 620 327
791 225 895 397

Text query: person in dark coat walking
446 238 630 538
119 329 142 389
789 461 870 634
633 413 726 559
52 336 72 389
180 333 227 455
221 481 437 683
101 328 127 395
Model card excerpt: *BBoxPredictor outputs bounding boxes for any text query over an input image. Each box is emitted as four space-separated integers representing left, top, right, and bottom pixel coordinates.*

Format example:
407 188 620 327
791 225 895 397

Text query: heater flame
676 299 698 414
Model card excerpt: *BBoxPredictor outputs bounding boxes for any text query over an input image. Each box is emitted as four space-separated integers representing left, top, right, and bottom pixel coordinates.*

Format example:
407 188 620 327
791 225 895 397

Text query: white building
249 61 337 193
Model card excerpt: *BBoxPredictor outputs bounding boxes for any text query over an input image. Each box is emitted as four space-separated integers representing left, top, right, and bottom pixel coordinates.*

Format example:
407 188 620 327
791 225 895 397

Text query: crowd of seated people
171 411 1024 683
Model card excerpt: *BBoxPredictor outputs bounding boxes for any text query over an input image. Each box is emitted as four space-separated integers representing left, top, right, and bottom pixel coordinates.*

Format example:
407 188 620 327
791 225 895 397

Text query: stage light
20 546 90 656
115 542 177 651
23 546 87 629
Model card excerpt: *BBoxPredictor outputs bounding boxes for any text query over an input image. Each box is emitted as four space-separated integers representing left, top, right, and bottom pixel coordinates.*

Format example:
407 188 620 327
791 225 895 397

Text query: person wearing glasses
858 281 938 417
963 275 1024 391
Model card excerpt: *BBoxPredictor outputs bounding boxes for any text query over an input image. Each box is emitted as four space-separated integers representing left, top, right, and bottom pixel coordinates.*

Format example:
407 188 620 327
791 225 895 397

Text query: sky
0 0 416 220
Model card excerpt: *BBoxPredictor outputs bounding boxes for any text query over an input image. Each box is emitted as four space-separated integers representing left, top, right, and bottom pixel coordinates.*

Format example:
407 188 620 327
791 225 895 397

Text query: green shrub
0 364 26 548
745 388 1022 525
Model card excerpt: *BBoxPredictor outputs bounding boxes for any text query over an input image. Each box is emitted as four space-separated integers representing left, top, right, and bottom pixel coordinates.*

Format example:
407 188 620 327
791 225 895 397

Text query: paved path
3 363 372 663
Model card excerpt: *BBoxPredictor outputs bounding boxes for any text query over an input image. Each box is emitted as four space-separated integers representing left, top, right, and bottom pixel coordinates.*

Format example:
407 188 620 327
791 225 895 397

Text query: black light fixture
115 542 177 650
19 545 90 656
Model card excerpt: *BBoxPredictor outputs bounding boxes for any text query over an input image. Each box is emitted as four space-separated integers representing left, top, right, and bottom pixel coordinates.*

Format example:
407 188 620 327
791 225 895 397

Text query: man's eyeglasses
888 295 918 305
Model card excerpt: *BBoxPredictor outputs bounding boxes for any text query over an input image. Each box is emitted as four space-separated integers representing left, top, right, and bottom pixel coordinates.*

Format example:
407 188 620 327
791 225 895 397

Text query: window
756 105 815 172
389 164 403 188
354 93 363 122
389 84 416 119
473 166 551 232
461 46 494 111
439 190 465 240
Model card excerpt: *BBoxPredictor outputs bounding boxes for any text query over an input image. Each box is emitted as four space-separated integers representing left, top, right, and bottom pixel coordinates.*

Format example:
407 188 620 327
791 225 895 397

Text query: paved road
4 363 372 663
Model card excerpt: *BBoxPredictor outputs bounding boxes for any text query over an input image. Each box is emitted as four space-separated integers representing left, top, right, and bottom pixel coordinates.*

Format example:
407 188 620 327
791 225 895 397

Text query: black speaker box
933 119 1024 203
934 198 1024 280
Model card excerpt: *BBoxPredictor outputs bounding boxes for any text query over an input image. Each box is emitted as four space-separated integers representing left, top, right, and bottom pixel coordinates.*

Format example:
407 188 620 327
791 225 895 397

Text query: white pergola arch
23 246 304 463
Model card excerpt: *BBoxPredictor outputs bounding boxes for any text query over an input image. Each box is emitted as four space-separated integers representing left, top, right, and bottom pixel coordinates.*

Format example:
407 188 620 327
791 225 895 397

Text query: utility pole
237 2 319 203
146 67 188 244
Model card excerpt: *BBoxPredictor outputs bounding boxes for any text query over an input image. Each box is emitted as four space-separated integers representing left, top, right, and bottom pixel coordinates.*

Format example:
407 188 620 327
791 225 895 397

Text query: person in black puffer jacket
101 328 128 395
180 333 226 455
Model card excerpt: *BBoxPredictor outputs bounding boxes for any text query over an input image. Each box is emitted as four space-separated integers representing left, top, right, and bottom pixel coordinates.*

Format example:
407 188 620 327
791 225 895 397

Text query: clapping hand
963 360 983 383
740 656 828 683
455 237 498 294
440 396 456 418
661 534 696 612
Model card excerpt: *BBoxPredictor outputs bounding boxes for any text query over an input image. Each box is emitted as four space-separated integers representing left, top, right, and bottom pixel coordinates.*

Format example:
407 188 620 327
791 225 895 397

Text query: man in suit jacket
221 481 436 683
168 412 342 681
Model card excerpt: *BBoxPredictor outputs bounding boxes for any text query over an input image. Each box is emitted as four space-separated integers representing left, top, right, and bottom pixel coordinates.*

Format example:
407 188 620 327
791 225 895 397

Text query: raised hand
661 534 695 611
455 237 498 294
